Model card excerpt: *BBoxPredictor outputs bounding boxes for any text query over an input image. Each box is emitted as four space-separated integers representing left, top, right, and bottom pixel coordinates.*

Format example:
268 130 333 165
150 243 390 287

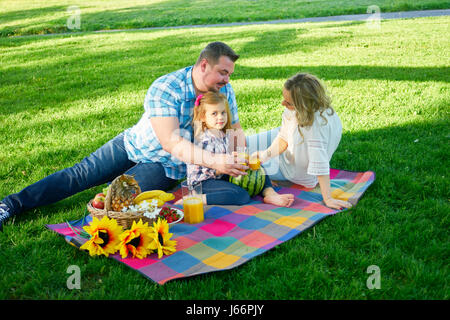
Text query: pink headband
194 94 203 107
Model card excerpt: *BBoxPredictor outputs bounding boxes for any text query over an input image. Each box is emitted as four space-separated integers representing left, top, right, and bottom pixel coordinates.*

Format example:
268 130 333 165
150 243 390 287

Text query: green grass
0 15 449 299
0 0 449 37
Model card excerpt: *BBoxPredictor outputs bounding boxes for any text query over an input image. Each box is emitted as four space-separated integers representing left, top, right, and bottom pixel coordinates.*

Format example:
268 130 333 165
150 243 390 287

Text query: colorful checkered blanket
46 169 375 285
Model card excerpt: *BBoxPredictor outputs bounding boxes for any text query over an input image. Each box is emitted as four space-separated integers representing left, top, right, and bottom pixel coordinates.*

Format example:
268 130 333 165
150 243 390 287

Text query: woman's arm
252 136 288 163
317 174 352 210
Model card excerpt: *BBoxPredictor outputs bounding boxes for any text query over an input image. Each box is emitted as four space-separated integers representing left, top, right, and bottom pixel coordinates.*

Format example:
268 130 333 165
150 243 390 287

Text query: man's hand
213 153 248 177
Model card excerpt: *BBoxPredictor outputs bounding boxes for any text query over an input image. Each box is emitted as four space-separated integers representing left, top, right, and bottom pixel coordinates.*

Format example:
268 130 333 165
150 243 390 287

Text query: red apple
92 193 105 209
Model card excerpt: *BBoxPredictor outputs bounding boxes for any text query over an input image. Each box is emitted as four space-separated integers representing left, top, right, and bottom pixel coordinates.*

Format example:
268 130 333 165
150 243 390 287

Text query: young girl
252 73 352 210
180 91 294 207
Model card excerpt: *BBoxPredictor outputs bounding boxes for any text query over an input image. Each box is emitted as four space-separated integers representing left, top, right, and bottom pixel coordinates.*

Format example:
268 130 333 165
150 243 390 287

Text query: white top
277 108 342 188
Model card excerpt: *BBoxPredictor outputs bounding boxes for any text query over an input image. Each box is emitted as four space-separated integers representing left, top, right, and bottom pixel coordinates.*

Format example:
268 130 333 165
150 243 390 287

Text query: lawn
0 0 449 37
0 14 449 299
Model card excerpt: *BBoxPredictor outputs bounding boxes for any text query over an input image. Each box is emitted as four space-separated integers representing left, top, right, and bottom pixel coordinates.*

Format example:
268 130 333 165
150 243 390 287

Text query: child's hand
323 197 352 210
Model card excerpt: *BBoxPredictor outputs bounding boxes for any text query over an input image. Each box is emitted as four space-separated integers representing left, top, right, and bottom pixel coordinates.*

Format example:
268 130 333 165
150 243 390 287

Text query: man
0 42 248 231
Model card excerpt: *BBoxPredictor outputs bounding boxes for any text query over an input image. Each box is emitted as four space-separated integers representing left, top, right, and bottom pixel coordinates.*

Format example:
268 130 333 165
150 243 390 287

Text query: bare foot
263 193 295 207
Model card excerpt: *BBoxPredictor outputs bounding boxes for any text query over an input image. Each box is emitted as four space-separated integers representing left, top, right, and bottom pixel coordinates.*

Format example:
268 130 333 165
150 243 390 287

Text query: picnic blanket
46 169 375 285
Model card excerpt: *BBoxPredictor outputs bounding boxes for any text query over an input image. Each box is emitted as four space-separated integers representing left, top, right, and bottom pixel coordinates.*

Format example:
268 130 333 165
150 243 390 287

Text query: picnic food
122 199 159 219
159 206 181 224
92 193 105 209
88 175 164 230
105 175 141 212
133 190 175 207
229 166 266 197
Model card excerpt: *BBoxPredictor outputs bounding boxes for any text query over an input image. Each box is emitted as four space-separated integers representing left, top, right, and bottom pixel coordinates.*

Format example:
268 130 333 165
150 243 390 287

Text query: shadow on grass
0 5 67 24
1 27 335 115
0 32 202 115
2 24 449 117
0 5 70 37
235 27 350 58
317 20 366 29
235 65 450 82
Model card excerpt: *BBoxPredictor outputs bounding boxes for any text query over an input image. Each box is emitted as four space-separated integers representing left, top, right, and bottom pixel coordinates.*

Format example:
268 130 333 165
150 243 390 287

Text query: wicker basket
87 200 156 229
86 174 157 229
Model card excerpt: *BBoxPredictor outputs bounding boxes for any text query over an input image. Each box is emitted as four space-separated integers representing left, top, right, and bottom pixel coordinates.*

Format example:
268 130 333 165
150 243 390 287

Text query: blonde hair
193 91 232 138
284 73 335 130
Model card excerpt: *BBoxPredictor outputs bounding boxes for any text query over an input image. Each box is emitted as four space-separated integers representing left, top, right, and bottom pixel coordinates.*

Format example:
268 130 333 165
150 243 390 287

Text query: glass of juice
236 146 249 166
181 181 204 224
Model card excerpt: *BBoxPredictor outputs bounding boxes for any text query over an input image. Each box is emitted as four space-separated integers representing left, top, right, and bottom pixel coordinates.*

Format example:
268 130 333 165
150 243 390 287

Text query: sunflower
117 219 154 259
79 216 123 257
149 218 177 259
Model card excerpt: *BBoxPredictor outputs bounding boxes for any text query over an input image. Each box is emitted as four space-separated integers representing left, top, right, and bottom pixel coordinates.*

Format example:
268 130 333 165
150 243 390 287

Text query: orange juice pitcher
181 181 204 224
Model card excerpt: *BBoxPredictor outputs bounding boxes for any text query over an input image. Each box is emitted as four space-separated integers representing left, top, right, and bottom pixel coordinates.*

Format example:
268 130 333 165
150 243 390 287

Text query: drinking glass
236 146 249 166
181 181 204 224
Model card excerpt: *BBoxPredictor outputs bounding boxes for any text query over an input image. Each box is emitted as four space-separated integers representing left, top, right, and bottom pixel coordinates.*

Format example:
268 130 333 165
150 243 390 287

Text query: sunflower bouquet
70 216 177 259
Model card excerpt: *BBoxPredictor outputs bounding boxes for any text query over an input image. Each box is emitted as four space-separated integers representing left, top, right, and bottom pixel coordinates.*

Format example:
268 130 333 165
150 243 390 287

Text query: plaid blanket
46 168 375 285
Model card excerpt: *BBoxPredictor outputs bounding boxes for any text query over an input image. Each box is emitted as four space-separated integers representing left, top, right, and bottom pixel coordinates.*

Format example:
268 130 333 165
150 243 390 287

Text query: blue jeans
2 133 177 216
201 174 273 206
246 127 286 181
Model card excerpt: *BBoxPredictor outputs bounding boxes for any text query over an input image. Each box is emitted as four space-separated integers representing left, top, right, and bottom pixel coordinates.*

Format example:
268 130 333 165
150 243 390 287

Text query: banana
159 192 175 202
133 190 165 204
133 190 175 207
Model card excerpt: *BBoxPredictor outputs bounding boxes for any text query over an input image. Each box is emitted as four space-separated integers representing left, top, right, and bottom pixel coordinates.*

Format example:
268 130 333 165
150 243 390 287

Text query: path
92 9 450 33
13 9 450 38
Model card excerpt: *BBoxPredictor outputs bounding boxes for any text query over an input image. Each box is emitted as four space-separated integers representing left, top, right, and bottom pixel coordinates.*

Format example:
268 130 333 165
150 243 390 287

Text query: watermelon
229 167 266 197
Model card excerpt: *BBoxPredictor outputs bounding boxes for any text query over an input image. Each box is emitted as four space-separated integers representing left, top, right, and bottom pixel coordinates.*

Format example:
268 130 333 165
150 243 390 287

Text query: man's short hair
196 42 240 66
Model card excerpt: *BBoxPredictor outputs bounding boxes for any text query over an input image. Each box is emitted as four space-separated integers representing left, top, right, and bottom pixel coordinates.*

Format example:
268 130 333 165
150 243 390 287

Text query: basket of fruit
87 174 175 229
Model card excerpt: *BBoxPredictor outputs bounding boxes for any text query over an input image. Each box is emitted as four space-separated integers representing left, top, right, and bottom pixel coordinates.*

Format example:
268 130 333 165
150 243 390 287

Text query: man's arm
150 117 248 177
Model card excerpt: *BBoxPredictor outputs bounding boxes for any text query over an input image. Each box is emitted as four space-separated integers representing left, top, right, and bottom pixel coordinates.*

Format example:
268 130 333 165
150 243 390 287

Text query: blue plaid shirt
123 66 239 180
